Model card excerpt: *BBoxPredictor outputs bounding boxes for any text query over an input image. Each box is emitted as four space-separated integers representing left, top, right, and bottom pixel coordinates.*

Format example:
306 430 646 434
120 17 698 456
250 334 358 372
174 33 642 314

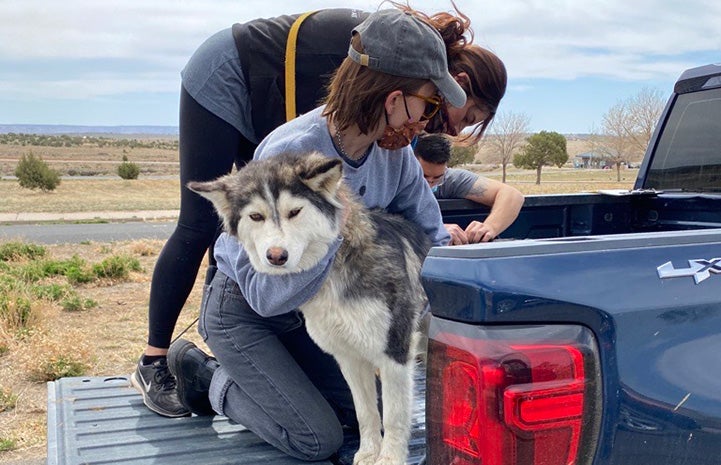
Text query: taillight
427 320 601 465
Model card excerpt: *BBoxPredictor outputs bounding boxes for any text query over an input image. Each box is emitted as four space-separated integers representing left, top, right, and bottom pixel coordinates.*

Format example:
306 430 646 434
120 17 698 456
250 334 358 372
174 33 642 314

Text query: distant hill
0 124 178 136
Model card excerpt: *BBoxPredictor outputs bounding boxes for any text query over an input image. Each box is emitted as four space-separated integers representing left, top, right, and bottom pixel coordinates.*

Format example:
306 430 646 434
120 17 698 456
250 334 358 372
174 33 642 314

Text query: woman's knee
286 420 344 461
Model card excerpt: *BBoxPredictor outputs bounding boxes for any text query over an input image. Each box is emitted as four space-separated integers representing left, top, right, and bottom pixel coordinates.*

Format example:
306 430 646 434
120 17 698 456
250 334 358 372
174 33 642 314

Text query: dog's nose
266 247 288 266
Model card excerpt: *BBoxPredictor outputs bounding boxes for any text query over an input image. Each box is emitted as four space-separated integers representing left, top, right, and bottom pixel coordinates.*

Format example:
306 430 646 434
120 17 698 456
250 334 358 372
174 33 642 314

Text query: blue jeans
199 271 357 461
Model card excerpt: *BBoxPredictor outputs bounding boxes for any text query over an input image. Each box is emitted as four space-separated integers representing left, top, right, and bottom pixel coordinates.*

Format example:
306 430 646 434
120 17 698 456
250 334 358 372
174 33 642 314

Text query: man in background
414 133 524 245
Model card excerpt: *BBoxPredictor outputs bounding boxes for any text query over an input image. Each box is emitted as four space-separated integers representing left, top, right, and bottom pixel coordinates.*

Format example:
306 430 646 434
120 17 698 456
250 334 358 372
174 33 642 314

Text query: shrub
0 242 46 262
32 355 88 381
8 255 92 284
0 437 16 452
117 155 140 180
61 295 97 312
14 152 61 191
32 283 72 301
92 254 142 279
0 387 18 413
10 260 48 283
0 293 35 333
43 255 95 284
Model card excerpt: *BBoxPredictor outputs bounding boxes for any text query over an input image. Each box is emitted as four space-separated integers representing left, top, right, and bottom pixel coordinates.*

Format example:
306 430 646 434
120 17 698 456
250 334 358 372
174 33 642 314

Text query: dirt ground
0 239 208 464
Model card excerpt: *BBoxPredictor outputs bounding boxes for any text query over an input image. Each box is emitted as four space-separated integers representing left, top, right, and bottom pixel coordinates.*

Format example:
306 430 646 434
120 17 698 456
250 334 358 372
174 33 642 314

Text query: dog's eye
249 213 264 222
288 208 302 219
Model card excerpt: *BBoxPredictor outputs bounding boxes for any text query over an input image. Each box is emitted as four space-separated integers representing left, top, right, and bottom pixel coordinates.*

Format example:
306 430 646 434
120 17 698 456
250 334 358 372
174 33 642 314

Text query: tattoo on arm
466 178 488 199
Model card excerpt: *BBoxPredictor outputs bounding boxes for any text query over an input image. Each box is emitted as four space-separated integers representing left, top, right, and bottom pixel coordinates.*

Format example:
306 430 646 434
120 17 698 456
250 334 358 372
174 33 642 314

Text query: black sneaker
167 338 219 416
131 356 191 418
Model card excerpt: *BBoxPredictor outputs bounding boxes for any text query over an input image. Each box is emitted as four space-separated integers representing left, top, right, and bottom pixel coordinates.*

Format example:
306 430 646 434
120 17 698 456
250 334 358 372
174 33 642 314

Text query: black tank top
232 9 369 141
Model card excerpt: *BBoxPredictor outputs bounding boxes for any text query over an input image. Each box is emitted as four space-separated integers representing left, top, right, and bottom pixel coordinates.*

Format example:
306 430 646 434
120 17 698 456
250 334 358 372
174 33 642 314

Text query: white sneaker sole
130 369 190 418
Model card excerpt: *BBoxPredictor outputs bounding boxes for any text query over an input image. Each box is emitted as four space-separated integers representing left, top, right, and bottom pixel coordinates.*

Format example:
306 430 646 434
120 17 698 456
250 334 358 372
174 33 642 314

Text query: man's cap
347 9 467 108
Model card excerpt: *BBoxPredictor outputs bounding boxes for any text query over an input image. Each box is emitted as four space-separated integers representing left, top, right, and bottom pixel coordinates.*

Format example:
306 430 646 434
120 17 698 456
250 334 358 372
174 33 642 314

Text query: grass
0 387 18 413
29 355 90 382
0 243 144 336
0 238 206 461
0 437 16 452
0 178 180 213
0 136 640 213
0 167 639 215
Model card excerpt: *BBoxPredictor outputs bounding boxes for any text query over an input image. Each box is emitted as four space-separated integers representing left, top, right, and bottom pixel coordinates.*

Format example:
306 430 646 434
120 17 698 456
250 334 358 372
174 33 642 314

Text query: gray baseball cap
348 9 466 108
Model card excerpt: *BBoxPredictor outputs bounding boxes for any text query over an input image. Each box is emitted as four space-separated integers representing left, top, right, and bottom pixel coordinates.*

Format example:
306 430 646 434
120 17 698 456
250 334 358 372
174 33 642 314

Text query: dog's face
188 152 344 274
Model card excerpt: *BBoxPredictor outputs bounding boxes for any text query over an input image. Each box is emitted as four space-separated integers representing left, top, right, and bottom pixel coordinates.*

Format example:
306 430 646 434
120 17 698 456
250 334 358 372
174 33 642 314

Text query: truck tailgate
47 370 427 465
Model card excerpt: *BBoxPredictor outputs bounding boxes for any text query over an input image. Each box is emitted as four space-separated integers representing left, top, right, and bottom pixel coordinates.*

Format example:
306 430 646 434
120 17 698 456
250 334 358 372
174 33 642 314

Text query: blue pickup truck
47 63 721 464
423 62 721 465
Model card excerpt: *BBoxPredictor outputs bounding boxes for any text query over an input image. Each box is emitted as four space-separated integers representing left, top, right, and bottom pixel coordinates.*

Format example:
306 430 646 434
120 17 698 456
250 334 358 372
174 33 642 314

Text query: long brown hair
395 2 508 143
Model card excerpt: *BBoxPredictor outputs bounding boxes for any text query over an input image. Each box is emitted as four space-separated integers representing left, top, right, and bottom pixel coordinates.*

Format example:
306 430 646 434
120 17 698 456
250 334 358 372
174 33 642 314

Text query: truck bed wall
439 192 721 239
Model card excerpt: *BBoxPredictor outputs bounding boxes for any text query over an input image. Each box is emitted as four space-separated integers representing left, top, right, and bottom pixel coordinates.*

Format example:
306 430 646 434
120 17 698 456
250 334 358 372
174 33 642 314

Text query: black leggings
147 86 256 348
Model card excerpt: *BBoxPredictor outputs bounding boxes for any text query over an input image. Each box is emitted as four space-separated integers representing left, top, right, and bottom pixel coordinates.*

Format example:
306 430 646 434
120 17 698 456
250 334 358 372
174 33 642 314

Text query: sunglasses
405 92 443 121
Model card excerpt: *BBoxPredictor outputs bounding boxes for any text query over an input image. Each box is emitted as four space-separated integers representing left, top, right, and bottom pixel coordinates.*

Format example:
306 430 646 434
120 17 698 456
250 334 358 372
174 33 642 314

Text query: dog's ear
187 178 234 223
297 153 343 195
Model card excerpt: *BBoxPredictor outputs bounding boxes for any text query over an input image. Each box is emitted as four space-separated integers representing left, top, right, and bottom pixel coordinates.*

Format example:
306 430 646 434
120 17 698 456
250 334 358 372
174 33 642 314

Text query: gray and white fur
188 151 430 465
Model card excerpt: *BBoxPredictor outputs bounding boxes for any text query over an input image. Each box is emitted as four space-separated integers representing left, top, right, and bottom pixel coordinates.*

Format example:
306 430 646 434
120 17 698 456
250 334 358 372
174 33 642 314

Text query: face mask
377 95 426 150
377 119 426 150
431 184 439 194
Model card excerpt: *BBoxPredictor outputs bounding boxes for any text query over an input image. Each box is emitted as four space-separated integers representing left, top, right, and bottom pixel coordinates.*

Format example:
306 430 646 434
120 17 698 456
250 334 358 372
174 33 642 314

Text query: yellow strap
285 11 317 122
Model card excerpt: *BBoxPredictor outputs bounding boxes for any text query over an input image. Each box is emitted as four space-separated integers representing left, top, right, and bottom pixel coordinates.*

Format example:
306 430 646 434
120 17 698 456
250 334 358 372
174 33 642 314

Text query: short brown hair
322 34 429 135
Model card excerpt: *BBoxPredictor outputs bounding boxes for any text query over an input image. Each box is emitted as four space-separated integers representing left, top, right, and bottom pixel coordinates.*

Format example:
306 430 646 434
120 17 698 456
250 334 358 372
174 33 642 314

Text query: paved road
0 220 176 244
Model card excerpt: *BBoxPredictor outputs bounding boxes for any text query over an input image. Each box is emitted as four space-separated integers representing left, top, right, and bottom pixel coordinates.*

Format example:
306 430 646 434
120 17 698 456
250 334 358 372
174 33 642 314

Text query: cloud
474 0 721 81
1 0 720 120
0 75 178 101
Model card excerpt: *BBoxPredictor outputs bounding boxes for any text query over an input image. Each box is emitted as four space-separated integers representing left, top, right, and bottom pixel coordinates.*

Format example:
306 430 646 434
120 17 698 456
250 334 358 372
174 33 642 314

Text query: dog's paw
372 455 406 465
353 450 379 465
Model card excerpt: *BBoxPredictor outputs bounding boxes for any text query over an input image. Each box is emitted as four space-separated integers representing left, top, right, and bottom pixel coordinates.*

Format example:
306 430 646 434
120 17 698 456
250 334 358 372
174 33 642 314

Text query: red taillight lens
440 348 509 465
427 322 600 465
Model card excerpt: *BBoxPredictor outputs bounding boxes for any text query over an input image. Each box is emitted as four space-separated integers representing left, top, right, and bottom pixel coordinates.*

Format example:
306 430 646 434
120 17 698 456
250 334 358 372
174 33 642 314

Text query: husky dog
188 151 430 465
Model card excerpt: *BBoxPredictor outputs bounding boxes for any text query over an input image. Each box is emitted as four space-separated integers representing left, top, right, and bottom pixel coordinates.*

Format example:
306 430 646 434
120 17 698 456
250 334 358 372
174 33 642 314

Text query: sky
1 0 719 134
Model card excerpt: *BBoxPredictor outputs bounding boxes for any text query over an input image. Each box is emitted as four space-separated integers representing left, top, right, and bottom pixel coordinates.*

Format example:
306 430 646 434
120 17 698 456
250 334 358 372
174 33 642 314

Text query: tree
595 101 636 181
513 131 568 184
594 87 666 180
487 111 531 182
117 155 140 180
449 144 476 167
627 87 666 154
14 152 61 191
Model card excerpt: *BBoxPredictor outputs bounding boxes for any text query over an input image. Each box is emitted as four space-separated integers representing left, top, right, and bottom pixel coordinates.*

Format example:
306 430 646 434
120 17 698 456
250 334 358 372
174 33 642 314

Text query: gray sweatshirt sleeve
388 155 450 247
214 233 343 317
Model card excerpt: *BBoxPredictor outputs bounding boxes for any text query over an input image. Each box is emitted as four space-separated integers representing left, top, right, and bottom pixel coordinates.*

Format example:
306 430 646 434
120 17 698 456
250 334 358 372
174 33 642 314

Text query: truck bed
46 369 427 465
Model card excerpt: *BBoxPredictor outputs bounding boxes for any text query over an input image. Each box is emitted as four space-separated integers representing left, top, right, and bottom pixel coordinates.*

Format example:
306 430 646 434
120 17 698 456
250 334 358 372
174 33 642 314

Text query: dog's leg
335 355 382 465
375 359 414 465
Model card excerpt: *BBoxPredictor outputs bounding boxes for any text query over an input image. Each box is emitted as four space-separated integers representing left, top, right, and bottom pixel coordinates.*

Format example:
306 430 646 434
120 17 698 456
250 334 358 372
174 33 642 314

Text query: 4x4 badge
657 258 721 284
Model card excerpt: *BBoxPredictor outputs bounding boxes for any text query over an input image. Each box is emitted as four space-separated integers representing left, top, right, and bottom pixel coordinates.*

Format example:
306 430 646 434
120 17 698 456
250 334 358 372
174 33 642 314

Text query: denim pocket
198 283 213 341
